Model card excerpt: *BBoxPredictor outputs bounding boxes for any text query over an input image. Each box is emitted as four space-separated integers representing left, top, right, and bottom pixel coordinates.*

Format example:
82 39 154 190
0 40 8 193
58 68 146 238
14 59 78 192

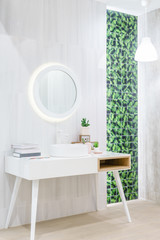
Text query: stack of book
12 143 41 158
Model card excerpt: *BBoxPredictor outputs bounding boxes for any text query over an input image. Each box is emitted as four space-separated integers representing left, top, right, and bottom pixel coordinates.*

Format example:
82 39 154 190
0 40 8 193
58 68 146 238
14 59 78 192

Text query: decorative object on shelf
135 0 158 62
11 143 41 158
72 141 98 146
93 141 102 154
80 135 90 143
90 142 98 150
80 118 90 135
93 142 99 148
84 142 92 154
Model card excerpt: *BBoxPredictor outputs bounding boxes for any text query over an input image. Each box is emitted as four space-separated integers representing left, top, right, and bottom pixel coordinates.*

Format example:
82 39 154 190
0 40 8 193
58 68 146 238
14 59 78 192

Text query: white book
13 152 41 158
11 143 39 149
13 148 40 154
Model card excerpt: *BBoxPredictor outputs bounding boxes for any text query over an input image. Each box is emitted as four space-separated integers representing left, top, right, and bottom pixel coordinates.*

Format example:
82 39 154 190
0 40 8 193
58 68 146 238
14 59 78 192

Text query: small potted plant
81 118 90 135
93 142 99 152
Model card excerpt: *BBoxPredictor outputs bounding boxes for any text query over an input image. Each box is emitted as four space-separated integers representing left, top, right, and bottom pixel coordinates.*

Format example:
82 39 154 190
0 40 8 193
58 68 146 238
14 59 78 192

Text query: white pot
80 126 90 135
94 147 100 153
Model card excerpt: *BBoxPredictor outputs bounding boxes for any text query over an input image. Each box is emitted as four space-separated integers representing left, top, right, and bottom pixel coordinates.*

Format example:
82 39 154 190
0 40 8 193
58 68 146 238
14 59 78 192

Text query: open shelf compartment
98 155 131 172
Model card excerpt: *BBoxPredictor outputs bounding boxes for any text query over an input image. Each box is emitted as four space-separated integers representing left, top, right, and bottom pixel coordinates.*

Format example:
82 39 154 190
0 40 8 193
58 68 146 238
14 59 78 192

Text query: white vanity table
5 152 131 240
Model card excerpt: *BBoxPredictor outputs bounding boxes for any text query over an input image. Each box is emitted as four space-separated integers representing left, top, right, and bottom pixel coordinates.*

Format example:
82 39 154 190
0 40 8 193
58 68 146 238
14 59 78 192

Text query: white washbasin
50 144 89 157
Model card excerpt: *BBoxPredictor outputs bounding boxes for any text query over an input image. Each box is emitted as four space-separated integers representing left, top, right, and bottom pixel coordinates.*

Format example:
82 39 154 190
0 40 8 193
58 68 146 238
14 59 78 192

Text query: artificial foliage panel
106 10 138 204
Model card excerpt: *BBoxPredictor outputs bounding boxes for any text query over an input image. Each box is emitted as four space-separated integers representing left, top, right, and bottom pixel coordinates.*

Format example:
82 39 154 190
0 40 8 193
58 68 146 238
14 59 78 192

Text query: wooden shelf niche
98 155 131 172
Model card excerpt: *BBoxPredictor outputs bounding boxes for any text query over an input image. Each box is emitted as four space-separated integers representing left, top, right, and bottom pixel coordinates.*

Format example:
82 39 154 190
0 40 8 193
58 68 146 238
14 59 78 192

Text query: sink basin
50 144 89 157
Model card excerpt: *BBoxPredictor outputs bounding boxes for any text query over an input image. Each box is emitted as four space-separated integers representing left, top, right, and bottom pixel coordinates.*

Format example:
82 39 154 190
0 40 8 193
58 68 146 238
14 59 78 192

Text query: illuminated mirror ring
28 63 81 122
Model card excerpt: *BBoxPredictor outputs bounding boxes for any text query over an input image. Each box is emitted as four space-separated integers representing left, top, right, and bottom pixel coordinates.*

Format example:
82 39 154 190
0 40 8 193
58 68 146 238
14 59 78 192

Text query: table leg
5 177 22 229
95 173 98 211
30 180 39 240
113 171 131 223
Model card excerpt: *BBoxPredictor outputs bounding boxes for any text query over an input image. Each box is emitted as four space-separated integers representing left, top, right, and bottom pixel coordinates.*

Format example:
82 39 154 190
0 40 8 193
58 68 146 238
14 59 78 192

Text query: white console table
5 152 131 240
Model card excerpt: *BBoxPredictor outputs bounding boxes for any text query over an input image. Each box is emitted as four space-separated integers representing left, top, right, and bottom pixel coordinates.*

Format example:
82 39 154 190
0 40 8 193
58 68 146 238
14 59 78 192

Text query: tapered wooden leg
5 177 22 228
30 180 39 240
113 171 131 223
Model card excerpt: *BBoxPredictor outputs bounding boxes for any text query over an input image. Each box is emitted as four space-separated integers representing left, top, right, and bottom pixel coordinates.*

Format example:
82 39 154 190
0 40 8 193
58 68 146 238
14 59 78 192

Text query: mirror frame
28 63 81 122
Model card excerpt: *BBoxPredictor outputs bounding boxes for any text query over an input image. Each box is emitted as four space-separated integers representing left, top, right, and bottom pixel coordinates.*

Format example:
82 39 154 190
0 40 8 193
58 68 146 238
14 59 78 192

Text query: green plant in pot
81 118 90 135
93 142 99 152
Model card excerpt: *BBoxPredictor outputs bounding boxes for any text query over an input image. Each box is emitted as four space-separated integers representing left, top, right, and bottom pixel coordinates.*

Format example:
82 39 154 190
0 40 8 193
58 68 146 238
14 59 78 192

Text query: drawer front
28 157 98 179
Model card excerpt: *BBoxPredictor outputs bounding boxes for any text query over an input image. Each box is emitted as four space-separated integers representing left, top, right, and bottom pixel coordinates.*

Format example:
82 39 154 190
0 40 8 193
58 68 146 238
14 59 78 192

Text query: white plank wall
138 9 160 202
0 0 106 228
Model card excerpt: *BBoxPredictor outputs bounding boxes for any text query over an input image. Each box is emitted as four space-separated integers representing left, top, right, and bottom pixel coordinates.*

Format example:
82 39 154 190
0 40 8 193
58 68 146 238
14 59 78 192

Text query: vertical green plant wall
106 10 138 203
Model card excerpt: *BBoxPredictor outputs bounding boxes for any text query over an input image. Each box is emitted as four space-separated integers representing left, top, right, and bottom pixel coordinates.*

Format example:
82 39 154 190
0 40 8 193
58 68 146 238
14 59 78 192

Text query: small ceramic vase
80 126 90 135
85 142 91 154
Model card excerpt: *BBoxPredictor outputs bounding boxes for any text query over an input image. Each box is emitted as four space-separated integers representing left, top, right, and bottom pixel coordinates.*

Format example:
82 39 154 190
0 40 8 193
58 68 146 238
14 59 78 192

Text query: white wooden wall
0 0 106 228
138 9 160 202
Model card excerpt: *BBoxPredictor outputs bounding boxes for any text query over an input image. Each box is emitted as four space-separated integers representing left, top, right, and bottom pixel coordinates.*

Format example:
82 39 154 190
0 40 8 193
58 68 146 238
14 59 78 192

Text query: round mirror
28 63 81 122
39 70 77 114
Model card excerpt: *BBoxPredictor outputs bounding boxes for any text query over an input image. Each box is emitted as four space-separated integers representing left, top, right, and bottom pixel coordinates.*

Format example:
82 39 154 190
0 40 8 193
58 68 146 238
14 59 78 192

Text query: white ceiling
96 0 160 16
